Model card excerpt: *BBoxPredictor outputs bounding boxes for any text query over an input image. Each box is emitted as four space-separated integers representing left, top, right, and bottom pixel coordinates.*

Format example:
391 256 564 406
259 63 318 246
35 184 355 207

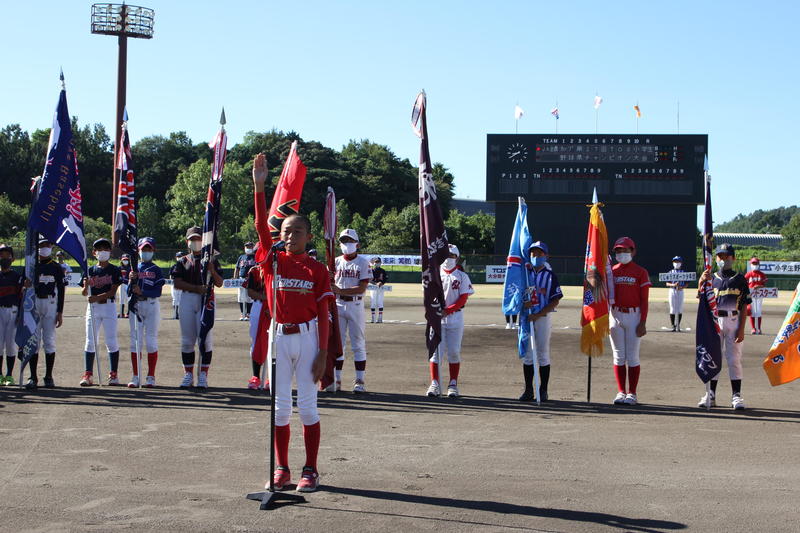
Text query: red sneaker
296 466 319 493
270 466 291 491
79 372 94 387
248 376 261 390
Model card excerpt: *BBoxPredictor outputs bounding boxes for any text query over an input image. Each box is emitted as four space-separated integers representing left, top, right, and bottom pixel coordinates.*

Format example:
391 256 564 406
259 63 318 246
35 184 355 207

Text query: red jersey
745 269 767 289
262 251 333 324
612 262 651 316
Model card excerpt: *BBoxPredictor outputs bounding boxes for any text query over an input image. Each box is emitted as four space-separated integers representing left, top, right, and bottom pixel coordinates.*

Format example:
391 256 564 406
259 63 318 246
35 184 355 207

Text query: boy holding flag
127 237 165 387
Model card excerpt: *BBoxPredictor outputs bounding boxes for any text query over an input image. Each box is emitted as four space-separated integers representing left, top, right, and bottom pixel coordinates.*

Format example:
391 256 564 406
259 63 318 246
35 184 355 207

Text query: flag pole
636 100 639 134
587 356 592 403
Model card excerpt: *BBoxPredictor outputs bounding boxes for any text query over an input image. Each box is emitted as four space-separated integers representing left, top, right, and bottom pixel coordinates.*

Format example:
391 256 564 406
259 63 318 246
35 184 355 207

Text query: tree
783 213 800 250
0 194 29 241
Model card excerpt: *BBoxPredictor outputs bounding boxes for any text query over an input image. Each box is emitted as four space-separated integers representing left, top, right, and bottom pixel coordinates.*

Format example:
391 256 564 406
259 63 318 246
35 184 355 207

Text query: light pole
91 3 154 236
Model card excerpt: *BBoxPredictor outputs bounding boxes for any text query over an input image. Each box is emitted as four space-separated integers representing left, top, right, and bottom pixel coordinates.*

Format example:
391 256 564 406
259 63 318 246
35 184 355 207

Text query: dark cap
528 240 549 255
138 237 156 250
0 244 13 255
93 238 112 249
715 243 735 256
244 241 254 247
307 248 317 256
38 235 51 245
185 226 202 239
175 251 184 259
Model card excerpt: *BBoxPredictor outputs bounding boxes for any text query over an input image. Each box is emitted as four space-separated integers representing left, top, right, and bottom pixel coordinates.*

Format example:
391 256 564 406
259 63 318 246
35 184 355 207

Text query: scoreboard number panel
486 134 708 204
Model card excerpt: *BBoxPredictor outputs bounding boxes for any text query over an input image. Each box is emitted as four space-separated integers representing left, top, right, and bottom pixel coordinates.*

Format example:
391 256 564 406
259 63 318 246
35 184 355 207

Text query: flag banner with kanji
762 282 800 386
502 197 534 358
412 90 449 357
114 113 139 317
696 168 722 383
580 195 612 356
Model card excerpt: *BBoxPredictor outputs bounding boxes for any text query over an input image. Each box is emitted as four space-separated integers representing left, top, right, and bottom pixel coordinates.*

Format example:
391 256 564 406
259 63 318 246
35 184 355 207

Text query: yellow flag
763 282 800 386
634 105 641 118
580 201 611 356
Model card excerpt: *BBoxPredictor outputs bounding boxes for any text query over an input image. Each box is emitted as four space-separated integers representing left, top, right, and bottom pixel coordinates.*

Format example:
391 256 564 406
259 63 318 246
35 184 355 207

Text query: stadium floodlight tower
91 3 154 231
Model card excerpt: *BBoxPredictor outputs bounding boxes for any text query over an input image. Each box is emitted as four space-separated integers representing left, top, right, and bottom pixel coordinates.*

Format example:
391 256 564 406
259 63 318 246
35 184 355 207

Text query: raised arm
252 153 271 249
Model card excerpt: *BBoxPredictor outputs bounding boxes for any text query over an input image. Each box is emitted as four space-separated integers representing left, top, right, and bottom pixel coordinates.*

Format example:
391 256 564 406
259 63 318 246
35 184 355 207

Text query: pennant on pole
114 110 139 317
502 197 534 358
634 105 642 118
412 90 449 358
580 188 612 356
265 141 307 246
320 186 344 389
550 107 560 119
514 105 525 120
593 95 603 110
763 282 800 386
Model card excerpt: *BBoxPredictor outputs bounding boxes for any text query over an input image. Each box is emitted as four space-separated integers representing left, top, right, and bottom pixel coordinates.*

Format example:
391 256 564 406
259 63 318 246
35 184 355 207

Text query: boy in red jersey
744 256 767 335
252 153 333 493
609 237 651 406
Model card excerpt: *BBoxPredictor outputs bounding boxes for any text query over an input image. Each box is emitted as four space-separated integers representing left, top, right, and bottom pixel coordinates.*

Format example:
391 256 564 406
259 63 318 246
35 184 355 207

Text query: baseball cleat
613 392 626 405
732 393 746 410
377 317 383 323
352 379 366 394
519 389 534 401
270 466 291 491
107 372 120 386
698 391 716 408
179 372 193 388
144 375 156 388
197 371 209 389
128 375 140 388
43 377 55 388
426 381 440 397
24 378 38 390
624 393 638 405
323 380 341 393
248 376 261 390
296 466 320 493
79 372 94 387
447 383 459 398
505 323 512 330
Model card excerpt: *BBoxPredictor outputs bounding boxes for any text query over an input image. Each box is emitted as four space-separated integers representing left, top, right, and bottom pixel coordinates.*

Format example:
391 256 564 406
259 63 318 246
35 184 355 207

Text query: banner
266 141 307 245
412 90 449 357
752 287 779 299
758 261 800 275
580 192 612 356
486 265 507 283
658 272 696 282
361 254 421 267
502 197 533 358
763 282 800 386
114 112 139 317
321 186 343 389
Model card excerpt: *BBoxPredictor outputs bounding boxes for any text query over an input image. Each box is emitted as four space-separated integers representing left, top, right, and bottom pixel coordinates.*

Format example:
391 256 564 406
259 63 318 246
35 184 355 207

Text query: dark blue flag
114 113 139 318
198 122 227 354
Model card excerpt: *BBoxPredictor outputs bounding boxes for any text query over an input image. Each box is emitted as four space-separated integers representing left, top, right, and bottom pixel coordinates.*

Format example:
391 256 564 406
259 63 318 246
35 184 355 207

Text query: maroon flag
320 187 343 388
412 91 449 357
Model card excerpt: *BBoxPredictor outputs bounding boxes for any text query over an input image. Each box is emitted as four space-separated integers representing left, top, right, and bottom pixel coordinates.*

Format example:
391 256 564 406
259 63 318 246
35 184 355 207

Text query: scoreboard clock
486 134 708 204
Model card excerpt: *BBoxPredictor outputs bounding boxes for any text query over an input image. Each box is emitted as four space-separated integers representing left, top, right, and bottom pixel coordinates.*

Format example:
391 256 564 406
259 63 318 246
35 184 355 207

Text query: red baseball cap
613 236 636 250
750 257 760 264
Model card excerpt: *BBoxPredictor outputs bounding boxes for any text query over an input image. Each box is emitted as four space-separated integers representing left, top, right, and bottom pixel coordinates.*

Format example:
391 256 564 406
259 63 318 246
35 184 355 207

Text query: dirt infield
2 286 799 532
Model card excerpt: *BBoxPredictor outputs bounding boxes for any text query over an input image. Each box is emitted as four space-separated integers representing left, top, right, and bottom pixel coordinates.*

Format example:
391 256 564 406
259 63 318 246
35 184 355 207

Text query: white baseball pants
523 314 552 366
609 308 641 367
129 298 160 353
249 300 262 355
430 310 464 364
715 314 743 380
269 320 320 427
0 306 18 357
370 287 384 309
179 292 212 352
34 297 58 353
85 301 119 353
750 297 763 318
668 289 684 315
171 285 182 307
237 286 253 304
337 298 366 362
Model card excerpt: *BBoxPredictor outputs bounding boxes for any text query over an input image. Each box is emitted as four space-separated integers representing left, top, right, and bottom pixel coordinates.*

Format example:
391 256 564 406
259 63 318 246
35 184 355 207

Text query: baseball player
666 255 687 332
234 242 257 321
369 257 388 323
609 237 651 406
253 152 332 492
697 243 750 410
0 244 22 387
80 238 123 386
56 251 72 277
127 237 165 388
745 256 768 335
519 241 563 402
24 238 65 390
331 228 371 393
427 244 474 398
504 313 518 330
118 253 131 318
171 226 223 389
170 252 184 319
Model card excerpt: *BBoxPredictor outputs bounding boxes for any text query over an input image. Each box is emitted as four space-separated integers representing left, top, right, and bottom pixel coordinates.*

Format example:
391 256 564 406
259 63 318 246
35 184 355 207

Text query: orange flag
580 194 613 356
763 282 800 386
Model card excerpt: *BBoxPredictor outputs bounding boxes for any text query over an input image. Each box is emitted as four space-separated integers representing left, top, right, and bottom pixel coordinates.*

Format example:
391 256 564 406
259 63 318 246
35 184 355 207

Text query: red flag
320 187 343 389
252 141 307 363
580 196 612 356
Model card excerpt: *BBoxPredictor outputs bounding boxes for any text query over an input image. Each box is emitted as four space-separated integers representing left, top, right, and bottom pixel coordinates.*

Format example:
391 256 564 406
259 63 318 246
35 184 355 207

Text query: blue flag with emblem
114 110 140 319
502 197 533 358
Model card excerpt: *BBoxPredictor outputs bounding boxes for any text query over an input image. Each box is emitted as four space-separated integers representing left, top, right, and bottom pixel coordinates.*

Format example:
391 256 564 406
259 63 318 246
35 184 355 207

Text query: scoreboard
486 134 708 204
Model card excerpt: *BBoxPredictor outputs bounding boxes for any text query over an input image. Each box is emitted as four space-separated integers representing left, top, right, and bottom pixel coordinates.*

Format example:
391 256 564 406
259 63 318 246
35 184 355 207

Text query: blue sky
3 0 798 225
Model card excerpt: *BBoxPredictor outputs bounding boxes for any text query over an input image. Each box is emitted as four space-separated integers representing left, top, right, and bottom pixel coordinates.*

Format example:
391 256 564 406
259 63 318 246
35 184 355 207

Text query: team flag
580 189 613 356
593 95 603 110
695 158 722 382
763 282 800 386
198 110 227 354
502 197 534 358
113 109 139 317
634 105 642 118
551 107 560 119
320 186 344 389
514 105 525 120
17 73 88 364
412 90 450 358
265 141 307 246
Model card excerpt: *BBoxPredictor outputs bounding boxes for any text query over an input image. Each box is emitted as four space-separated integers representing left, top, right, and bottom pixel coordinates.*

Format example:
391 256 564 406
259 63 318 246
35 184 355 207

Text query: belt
0 305 14 308
718 310 738 317
277 321 313 335
338 295 362 302
613 306 640 313
93 298 115 304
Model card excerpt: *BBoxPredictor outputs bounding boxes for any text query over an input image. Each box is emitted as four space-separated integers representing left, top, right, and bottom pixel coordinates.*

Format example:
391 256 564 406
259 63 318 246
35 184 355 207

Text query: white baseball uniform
335 255 372 363
430 267 474 364
667 268 686 315
128 261 165 354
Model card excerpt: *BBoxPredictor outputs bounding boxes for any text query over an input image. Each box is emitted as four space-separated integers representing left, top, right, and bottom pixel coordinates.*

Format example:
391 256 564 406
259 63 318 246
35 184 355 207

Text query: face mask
717 259 733 270
245 248 254 255
340 242 357 255
673 262 682 269
531 255 546 268
752 264 759 270
374 262 381 267
0 258 12 269
141 251 154 262
122 260 129 266
443 258 457 270
39 247 52 258
95 251 111 262
189 241 202 253
616 252 632 265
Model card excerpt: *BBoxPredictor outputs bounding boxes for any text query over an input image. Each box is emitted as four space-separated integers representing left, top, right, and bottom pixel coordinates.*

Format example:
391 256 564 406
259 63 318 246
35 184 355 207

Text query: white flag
514 105 525 120
593 95 603 110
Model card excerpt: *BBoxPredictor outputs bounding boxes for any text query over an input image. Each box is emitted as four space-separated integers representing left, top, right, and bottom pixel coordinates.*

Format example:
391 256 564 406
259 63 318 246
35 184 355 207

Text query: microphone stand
247 241 305 509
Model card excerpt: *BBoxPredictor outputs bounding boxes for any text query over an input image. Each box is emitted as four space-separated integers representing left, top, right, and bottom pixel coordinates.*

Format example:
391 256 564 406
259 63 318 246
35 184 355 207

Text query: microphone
272 240 286 251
